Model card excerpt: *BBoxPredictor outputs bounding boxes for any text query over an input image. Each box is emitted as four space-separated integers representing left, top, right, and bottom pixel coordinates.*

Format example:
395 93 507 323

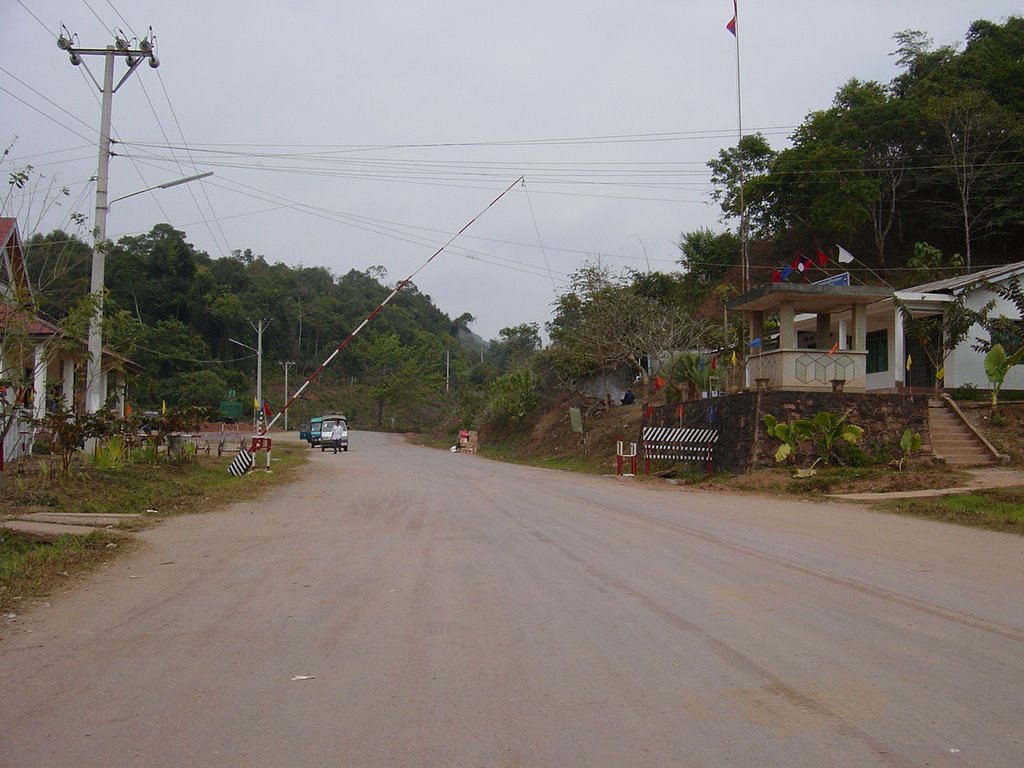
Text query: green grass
0 443 308 612
0 530 126 614
875 487 1024 534
476 444 610 474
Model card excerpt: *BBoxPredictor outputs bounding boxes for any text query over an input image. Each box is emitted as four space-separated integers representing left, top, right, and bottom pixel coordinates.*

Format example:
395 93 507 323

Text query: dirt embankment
496 394 1024 495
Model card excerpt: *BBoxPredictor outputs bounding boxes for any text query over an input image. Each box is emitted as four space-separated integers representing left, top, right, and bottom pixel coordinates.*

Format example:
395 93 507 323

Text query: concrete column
838 318 849 350
749 310 764 344
746 311 765 390
100 365 109 409
852 303 868 351
779 303 796 348
33 343 47 420
0 348 11 408
115 371 126 417
816 313 831 350
62 357 75 409
894 309 906 387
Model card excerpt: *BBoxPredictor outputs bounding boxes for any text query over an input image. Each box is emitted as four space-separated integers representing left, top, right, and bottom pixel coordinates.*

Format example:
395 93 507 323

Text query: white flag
836 245 855 264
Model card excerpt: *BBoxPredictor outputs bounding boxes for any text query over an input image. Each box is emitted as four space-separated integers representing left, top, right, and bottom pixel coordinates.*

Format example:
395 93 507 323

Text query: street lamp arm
228 338 257 352
107 172 213 207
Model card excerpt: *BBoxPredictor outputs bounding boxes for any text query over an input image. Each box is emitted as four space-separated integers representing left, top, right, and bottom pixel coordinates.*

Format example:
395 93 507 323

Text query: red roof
1 217 30 296
0 303 62 336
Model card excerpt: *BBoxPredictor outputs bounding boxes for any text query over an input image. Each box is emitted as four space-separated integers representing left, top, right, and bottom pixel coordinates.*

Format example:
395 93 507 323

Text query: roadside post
249 435 272 472
616 437 637 476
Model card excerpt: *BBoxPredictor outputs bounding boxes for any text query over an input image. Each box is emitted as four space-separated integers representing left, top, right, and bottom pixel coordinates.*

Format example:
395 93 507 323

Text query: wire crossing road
2 432 1022 767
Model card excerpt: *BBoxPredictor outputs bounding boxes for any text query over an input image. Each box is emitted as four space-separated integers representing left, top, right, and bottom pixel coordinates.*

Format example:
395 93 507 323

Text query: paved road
2 431 1022 767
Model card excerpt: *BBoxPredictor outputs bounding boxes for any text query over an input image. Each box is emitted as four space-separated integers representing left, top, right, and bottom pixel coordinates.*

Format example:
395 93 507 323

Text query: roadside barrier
641 427 718 475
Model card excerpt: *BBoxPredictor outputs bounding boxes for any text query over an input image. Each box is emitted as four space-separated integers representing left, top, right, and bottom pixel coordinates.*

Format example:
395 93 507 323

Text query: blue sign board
813 272 850 287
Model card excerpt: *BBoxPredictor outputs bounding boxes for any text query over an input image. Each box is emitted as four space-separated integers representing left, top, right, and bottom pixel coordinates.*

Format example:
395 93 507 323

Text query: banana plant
895 428 923 472
763 413 812 463
983 343 1024 406
809 411 864 464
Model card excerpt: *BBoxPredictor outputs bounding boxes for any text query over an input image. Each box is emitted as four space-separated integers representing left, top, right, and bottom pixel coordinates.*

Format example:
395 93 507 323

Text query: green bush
92 436 128 471
483 370 538 427
951 383 982 401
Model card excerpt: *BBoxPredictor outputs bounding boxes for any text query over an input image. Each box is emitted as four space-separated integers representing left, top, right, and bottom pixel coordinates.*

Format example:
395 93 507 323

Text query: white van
320 414 348 452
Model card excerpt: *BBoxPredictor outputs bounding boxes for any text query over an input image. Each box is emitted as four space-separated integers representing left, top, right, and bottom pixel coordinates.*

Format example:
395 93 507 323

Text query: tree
928 91 1013 271
354 333 444 429
484 369 538 428
707 133 777 234
547 261 728 403
105 224 204 325
753 139 876 245
677 229 740 292
492 323 541 372
785 79 923 268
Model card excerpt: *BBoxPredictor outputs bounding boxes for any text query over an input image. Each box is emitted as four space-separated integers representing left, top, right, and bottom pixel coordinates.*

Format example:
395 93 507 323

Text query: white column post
33 343 47 421
62 357 75 409
115 371 126 417
779 303 796 348
894 309 906 388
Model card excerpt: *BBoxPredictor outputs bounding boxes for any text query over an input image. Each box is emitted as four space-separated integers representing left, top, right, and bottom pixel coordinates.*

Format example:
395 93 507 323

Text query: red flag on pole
726 0 737 36
816 249 829 267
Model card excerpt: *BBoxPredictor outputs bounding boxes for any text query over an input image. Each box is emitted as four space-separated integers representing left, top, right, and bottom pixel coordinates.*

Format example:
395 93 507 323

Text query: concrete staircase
928 399 998 466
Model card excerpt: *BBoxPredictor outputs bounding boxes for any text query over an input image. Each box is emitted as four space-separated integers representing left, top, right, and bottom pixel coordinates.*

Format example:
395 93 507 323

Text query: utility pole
280 360 295 430
229 318 269 431
58 27 160 413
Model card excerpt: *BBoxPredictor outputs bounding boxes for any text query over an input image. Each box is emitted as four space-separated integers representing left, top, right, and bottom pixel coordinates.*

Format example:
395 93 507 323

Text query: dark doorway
905 331 940 389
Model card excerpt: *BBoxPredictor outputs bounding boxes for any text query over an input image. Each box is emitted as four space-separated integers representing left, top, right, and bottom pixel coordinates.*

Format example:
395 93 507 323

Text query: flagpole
733 0 748 293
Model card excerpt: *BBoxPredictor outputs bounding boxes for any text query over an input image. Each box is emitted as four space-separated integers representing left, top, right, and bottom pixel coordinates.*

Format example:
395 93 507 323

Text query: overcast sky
3 1 1021 341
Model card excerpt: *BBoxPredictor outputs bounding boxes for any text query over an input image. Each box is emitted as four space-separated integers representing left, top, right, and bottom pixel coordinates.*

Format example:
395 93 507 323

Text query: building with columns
729 262 1024 394
2 218 139 466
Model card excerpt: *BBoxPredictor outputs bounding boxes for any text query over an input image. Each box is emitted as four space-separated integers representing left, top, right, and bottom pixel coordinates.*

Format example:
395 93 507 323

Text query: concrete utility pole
58 27 159 413
230 319 269 430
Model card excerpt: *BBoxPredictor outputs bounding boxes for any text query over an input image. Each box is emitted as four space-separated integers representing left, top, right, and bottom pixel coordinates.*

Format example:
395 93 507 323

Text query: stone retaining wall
643 391 930 473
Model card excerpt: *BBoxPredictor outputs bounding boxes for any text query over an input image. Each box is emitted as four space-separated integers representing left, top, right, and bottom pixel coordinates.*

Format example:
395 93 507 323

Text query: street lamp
106 172 213 207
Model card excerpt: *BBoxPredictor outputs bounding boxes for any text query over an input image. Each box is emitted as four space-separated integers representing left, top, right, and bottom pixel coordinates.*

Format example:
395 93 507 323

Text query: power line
155 70 233 255
0 84 98 145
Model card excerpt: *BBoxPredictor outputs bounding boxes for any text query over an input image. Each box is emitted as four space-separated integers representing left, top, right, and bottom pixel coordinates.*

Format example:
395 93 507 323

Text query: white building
731 262 1024 394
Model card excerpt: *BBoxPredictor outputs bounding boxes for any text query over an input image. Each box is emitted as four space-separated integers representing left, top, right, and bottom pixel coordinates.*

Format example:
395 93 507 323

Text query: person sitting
621 388 635 405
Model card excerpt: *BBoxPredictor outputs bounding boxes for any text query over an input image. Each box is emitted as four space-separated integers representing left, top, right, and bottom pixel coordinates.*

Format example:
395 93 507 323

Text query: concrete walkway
0 512 142 542
831 467 1024 501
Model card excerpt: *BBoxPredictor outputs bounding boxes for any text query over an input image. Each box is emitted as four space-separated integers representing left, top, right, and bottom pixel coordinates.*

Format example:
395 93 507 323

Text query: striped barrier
641 427 719 475
228 448 254 477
